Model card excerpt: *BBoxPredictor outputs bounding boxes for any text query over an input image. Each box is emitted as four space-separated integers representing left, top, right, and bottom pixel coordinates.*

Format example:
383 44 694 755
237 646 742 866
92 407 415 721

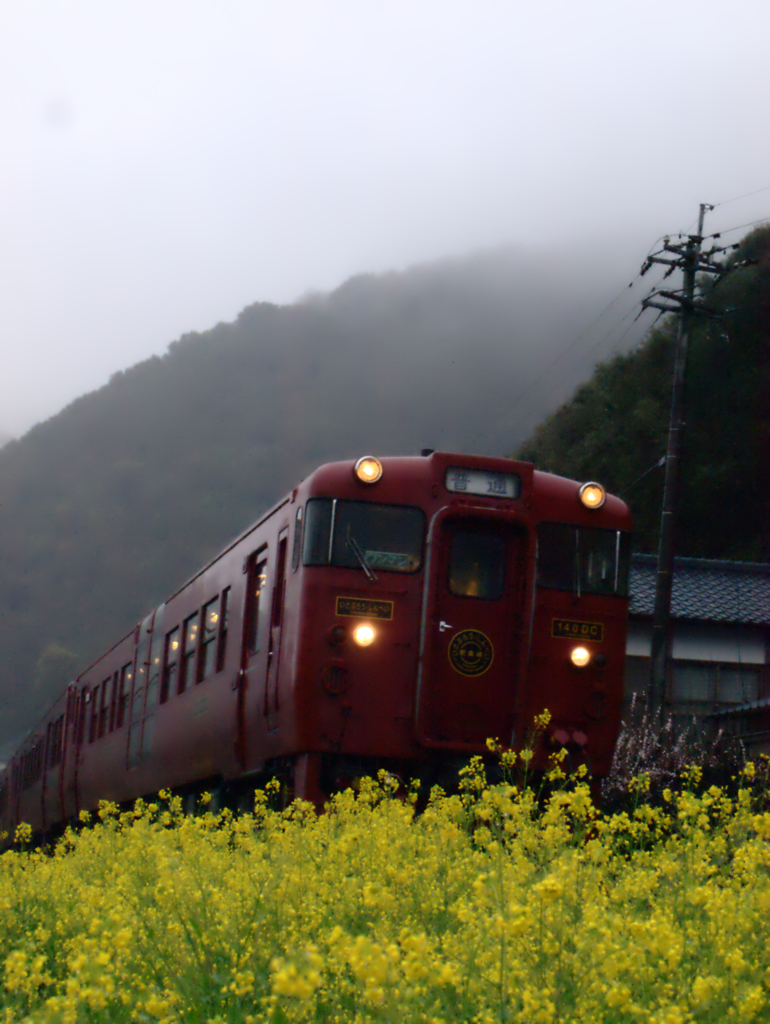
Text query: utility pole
641 203 728 720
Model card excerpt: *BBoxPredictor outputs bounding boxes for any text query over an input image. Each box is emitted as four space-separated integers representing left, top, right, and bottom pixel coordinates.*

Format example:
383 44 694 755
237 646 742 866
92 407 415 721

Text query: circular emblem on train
448 629 494 677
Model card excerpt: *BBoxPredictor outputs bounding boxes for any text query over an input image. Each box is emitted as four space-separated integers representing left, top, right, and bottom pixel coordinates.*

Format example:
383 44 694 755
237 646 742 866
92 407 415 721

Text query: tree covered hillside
514 225 770 561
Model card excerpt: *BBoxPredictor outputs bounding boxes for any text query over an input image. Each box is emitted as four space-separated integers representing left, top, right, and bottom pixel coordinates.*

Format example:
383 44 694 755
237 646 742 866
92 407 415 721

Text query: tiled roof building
630 554 770 625
625 555 770 753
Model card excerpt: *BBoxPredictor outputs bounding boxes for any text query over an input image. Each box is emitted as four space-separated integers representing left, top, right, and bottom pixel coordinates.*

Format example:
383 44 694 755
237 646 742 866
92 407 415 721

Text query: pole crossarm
641 300 681 314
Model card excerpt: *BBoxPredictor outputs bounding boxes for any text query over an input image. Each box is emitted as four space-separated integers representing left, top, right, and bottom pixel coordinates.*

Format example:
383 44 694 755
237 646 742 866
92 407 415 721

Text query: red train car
0 452 631 839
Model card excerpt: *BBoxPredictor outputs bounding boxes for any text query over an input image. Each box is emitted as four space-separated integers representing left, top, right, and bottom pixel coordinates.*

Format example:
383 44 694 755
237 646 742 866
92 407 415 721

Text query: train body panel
0 452 632 840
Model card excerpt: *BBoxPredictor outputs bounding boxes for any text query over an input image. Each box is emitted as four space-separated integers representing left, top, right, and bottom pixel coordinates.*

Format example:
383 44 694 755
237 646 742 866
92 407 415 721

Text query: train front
291 452 631 793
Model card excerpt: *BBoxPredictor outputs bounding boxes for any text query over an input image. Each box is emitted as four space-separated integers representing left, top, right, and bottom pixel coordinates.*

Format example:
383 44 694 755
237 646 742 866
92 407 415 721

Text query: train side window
77 688 89 745
244 557 268 656
98 679 110 738
55 715 64 764
199 597 219 682
72 691 83 745
448 531 507 600
45 722 53 770
89 685 100 743
48 716 64 768
216 588 230 672
292 506 304 570
161 628 180 703
180 612 200 693
109 671 119 732
116 664 132 728
146 615 165 710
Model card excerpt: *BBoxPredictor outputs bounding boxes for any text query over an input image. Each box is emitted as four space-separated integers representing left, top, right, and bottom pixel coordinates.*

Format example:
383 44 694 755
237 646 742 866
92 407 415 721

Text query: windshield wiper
346 525 378 582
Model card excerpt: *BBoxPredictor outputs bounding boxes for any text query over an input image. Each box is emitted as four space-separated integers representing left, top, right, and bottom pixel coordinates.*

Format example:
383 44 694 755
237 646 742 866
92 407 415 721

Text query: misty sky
2 0 769 440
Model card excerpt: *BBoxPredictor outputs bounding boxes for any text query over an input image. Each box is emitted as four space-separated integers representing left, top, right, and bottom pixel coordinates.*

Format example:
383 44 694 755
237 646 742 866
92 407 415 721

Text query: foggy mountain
0 246 643 746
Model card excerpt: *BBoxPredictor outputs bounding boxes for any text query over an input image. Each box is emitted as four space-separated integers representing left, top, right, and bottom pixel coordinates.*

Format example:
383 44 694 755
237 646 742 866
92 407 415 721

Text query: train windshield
536 523 631 597
303 499 425 573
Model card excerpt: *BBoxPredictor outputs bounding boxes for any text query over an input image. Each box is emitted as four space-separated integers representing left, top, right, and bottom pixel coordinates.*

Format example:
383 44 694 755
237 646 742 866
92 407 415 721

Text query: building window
717 665 760 704
671 663 711 703
670 661 761 705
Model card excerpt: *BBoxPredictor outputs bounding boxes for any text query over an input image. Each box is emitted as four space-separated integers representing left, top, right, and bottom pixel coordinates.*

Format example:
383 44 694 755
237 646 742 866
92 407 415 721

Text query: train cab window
536 524 631 597
216 588 230 672
449 531 507 600
303 501 332 565
161 628 180 703
199 597 219 681
303 499 424 573
180 612 200 693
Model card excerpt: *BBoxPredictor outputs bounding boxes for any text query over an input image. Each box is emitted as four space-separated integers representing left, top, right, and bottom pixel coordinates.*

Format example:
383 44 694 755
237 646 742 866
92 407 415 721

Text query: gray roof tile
629 555 770 625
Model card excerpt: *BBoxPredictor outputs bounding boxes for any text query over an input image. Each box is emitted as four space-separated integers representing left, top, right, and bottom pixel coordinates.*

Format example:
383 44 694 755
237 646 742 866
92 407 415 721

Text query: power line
712 185 770 208
507 225 691 423
505 274 644 412
507 214 769 447
619 455 666 499
532 301 658 412
505 269 675 446
704 215 770 240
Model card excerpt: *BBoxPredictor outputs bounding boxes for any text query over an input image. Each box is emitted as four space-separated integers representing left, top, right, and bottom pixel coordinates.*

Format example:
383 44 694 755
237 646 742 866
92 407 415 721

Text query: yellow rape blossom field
2 750 770 1024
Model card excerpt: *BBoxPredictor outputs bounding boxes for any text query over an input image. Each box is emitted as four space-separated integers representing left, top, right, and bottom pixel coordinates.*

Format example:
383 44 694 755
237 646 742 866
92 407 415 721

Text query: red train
0 452 631 838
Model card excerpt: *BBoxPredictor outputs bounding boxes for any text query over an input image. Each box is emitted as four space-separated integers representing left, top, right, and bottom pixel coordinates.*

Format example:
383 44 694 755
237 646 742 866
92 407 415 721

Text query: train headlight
353 624 376 647
570 646 591 668
354 456 383 484
579 481 606 509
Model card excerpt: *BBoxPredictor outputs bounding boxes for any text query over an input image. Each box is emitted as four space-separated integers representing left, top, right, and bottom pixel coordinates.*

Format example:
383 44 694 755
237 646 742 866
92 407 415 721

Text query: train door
417 509 529 748
265 530 288 726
